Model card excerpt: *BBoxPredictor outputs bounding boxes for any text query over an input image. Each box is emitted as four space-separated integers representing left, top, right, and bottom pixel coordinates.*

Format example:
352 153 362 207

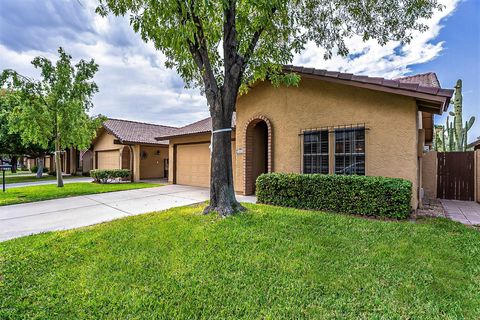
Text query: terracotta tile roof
396 72 441 88
155 113 236 140
104 118 177 145
283 65 453 98
156 66 453 140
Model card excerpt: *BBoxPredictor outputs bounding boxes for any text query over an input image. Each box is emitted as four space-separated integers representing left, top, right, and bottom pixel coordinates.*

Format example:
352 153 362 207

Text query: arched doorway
244 116 272 195
121 147 131 170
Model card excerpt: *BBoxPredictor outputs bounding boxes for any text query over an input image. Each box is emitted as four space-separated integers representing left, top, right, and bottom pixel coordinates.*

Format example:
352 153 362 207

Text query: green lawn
1 204 479 319
4 170 31 176
0 182 160 206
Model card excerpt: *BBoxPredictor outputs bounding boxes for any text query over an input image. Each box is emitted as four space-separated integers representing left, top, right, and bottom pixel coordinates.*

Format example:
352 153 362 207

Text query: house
467 138 480 151
23 150 79 175
89 119 177 181
155 66 453 209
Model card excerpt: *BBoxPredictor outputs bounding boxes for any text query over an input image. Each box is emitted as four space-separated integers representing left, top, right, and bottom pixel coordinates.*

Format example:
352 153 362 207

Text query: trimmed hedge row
90 169 131 184
256 173 412 219
30 166 48 173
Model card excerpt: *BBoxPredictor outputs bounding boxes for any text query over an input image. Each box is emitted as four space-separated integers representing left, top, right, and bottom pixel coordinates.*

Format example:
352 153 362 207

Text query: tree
0 90 52 175
97 0 442 216
1 47 103 186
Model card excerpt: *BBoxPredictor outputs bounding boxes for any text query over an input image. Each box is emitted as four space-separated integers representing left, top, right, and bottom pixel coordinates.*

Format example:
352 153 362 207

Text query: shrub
30 166 49 173
90 169 131 184
256 173 412 219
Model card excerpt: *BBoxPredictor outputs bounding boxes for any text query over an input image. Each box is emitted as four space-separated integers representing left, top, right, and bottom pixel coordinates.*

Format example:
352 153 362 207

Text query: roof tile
104 119 177 145
158 66 453 140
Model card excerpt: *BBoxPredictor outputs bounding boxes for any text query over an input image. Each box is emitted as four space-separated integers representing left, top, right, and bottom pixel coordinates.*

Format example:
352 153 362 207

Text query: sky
0 0 479 142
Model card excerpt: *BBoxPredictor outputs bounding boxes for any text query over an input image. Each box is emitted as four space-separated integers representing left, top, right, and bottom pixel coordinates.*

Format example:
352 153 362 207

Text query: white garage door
176 143 211 187
97 150 120 170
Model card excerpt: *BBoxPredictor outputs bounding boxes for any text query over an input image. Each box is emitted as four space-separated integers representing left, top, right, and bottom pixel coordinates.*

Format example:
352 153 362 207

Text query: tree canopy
98 0 442 216
1 47 103 186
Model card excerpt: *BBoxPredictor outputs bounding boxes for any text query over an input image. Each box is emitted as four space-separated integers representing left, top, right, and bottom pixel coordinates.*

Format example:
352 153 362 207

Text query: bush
30 166 49 173
90 169 131 184
256 173 412 219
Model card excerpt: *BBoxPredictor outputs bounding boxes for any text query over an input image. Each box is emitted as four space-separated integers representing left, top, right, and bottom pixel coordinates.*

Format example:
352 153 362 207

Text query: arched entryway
244 116 272 195
121 147 131 170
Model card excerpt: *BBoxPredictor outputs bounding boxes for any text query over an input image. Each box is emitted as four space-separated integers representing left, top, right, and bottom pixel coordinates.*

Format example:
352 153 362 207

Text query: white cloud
0 0 461 128
294 0 460 78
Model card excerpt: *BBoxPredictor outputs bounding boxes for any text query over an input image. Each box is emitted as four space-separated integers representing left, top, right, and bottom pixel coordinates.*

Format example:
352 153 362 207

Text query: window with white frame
303 130 329 174
334 127 365 175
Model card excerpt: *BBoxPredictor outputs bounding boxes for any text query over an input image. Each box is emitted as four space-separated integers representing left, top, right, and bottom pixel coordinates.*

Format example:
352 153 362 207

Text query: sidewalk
0 185 256 242
440 199 480 225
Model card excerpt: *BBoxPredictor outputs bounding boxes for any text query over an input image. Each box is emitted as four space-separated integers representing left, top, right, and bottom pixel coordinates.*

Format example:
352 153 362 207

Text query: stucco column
168 143 174 184
132 145 141 182
69 148 76 175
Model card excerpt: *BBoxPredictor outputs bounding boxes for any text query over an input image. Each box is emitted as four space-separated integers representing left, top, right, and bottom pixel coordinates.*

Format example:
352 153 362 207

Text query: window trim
300 124 368 176
334 127 366 175
301 129 330 174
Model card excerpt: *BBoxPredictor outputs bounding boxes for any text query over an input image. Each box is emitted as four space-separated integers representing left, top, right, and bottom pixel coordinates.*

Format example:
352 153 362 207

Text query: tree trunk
11 156 17 173
203 104 245 217
36 157 44 178
55 140 64 187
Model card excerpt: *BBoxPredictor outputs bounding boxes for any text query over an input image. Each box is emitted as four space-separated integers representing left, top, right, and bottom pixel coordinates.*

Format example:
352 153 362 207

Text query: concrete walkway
6 177 93 188
0 185 256 242
440 199 480 226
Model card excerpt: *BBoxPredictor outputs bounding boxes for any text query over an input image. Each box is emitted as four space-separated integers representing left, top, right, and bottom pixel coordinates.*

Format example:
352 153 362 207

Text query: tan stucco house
155 66 453 209
23 149 78 175
90 119 176 181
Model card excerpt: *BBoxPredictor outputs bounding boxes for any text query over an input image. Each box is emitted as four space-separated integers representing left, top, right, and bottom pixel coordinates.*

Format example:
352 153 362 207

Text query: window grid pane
334 128 365 175
303 130 329 174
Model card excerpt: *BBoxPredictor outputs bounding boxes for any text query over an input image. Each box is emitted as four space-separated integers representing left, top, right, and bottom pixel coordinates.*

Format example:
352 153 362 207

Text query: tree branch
241 7 277 67
176 0 219 106
2 69 50 110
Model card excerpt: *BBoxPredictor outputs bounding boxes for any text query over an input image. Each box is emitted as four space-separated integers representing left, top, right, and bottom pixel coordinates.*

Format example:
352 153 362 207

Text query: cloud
293 0 460 78
0 0 461 128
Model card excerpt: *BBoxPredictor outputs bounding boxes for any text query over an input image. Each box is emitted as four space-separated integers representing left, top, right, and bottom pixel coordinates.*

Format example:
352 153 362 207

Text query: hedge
90 169 131 184
30 166 49 173
256 173 412 219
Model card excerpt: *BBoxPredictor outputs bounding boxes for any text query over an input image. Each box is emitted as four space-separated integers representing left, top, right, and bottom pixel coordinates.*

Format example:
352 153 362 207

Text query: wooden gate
437 152 474 201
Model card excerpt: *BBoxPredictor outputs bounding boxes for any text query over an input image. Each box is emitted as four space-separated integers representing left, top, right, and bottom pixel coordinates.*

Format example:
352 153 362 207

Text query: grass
4 170 31 176
4 174 78 184
0 182 160 206
1 204 479 319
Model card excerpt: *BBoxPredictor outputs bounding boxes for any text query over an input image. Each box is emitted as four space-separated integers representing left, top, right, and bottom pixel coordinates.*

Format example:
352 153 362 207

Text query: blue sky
409 0 479 142
0 0 478 142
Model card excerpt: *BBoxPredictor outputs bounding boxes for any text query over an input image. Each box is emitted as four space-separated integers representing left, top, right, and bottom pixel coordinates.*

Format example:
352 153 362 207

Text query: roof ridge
107 117 178 129
179 116 211 129
396 71 437 80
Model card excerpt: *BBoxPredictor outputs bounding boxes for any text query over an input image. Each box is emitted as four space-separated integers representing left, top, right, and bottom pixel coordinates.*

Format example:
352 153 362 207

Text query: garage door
97 150 120 170
176 143 210 187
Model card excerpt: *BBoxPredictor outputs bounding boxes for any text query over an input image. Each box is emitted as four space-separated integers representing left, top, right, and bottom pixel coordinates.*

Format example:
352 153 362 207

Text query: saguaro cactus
446 79 475 151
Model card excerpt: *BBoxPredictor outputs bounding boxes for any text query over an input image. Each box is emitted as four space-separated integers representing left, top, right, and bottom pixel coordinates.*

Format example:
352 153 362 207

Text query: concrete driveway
0 185 256 242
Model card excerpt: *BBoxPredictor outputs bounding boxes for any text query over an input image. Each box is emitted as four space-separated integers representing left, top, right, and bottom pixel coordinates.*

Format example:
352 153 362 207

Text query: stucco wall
422 151 437 200
93 131 121 152
235 78 420 208
140 146 168 179
82 151 93 174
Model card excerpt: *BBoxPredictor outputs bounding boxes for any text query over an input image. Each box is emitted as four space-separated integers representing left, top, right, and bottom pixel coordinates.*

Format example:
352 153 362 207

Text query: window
334 128 365 175
303 130 329 174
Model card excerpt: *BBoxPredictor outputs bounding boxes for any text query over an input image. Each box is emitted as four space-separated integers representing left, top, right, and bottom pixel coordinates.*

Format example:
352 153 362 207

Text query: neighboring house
156 66 453 209
90 119 177 181
467 138 480 151
23 150 77 174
